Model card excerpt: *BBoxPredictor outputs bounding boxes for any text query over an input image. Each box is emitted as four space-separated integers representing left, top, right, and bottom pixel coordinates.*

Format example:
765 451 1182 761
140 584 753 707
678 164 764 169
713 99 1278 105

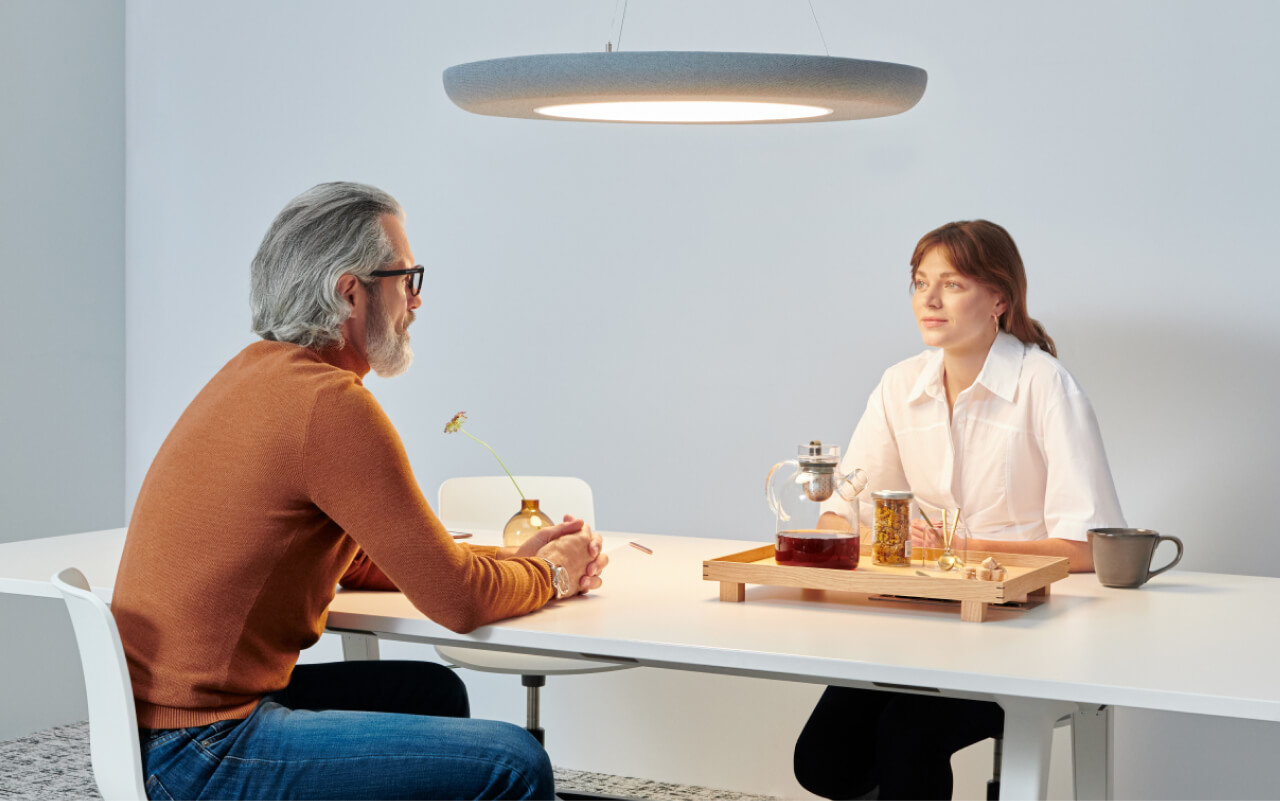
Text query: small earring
993 313 1001 332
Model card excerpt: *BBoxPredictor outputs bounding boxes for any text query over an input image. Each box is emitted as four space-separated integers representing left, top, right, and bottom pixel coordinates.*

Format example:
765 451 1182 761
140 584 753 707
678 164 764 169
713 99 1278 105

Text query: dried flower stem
458 429 524 499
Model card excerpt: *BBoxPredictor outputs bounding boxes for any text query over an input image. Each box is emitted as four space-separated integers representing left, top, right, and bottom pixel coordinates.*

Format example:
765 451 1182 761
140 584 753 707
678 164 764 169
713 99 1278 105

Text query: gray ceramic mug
1087 528 1184 588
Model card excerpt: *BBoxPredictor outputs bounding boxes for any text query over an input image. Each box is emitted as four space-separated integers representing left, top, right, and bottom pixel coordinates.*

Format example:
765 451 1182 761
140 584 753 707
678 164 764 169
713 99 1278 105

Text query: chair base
523 674 545 744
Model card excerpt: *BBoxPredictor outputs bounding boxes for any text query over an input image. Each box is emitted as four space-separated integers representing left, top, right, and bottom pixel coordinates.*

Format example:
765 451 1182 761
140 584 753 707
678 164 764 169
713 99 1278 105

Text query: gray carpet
0 722 779 801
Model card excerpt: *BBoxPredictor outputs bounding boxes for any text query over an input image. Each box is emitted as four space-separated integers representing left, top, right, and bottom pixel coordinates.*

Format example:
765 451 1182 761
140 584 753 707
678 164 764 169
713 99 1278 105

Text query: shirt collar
906 348 947 404
974 331 1025 403
906 331 1025 405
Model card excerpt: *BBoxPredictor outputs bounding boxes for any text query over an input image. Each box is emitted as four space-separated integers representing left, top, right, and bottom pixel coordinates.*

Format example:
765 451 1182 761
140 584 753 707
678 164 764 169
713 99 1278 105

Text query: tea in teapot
766 441 868 569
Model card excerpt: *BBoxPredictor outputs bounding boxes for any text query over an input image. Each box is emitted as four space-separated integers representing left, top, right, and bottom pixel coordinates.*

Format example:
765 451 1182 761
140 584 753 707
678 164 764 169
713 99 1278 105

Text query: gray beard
365 298 414 378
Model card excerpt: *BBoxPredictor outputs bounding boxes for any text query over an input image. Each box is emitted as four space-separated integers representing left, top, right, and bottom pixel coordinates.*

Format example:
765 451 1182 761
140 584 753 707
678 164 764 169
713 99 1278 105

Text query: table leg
994 695 1075 800
340 632 381 661
719 581 745 602
1071 704 1113 800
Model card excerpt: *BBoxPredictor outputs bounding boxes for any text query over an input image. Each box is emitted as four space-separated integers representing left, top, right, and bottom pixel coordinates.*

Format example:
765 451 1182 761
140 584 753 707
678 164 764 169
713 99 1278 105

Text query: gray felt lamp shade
443 52 927 124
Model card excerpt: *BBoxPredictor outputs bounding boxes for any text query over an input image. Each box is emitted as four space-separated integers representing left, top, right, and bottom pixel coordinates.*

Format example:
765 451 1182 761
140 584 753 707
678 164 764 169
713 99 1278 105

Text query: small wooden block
960 600 988 622
1030 584 1050 598
720 581 745 602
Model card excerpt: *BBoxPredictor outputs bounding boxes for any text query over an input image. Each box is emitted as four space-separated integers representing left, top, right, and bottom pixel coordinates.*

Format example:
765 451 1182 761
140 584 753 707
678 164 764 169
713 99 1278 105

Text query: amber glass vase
502 499 554 547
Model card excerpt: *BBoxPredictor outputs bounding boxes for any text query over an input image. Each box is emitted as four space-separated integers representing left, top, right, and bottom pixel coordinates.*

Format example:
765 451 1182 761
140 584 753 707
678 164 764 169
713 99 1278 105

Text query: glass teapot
766 441 868 535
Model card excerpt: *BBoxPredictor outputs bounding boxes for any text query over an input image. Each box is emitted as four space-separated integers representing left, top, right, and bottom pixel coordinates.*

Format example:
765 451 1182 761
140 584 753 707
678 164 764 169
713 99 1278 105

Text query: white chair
435 476 633 745
51 567 147 801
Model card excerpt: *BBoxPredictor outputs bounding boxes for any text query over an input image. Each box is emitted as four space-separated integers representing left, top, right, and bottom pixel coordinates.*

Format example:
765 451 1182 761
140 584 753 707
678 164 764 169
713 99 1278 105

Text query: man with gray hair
111 182 606 800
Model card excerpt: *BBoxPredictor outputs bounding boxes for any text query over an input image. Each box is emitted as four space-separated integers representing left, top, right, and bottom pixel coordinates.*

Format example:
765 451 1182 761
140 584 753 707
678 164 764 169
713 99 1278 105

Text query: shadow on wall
1055 315 1278 576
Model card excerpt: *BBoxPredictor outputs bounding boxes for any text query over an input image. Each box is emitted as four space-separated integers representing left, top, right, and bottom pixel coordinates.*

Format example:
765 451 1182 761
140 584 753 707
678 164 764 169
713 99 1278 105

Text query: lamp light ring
443 51 927 124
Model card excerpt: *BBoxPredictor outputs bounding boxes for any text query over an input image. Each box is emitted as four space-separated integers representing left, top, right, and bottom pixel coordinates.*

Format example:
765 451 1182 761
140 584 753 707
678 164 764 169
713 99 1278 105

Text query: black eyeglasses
368 265 425 297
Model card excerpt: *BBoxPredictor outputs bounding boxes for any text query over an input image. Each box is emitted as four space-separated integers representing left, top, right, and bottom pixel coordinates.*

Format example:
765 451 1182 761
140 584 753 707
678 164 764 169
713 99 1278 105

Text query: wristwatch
537 557 573 600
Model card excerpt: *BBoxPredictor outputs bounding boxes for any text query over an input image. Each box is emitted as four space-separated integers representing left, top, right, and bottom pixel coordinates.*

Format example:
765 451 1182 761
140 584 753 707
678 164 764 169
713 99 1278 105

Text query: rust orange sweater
112 341 554 729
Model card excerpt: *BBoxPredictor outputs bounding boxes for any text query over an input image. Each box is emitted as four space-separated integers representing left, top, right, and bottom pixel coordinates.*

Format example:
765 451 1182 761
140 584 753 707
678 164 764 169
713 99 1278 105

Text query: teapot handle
837 467 869 501
766 460 798 522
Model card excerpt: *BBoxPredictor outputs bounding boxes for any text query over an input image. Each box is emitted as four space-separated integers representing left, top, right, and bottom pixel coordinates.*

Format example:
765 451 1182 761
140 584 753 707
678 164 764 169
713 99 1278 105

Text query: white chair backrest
51 567 147 801
438 476 595 529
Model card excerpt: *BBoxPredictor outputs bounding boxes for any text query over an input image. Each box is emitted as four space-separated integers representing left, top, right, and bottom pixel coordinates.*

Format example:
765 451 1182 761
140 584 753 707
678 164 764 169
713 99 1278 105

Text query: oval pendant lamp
443 51 926 124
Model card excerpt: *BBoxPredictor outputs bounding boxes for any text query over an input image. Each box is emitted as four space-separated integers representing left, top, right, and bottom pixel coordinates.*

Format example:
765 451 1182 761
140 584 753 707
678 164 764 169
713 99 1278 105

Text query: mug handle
1146 535 1184 580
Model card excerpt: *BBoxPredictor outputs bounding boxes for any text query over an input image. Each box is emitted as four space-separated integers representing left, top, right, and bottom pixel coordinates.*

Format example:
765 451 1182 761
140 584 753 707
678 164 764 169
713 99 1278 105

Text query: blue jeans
140 661 553 800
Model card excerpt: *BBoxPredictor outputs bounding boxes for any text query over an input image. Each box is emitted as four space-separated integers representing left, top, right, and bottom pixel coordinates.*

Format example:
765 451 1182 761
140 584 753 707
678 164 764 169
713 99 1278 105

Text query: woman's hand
910 517 932 548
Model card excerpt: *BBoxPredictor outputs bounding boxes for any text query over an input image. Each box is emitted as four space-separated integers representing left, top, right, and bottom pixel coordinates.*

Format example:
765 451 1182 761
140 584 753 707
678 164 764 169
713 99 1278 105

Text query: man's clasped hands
501 516 608 595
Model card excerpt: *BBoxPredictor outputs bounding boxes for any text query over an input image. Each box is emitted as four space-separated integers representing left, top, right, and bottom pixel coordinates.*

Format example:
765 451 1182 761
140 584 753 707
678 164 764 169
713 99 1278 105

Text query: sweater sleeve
304 381 554 632
340 543 503 590
339 549 399 591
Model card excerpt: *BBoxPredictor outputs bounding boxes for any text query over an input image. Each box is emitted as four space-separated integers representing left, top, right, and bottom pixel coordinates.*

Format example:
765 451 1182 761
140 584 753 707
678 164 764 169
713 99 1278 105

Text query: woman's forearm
966 536 1094 573
817 512 855 532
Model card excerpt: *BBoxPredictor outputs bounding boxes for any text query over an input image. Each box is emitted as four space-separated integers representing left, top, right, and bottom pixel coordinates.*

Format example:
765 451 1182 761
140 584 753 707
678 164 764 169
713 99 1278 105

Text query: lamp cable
606 0 622 50
807 0 830 57
615 0 630 51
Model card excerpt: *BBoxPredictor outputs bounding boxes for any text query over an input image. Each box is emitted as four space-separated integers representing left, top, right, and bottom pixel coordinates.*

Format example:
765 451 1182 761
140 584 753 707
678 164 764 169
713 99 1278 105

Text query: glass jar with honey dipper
872 490 914 565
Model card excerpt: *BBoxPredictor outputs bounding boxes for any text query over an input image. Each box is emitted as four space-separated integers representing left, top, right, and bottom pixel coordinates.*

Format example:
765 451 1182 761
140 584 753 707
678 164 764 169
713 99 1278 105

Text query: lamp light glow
535 100 834 123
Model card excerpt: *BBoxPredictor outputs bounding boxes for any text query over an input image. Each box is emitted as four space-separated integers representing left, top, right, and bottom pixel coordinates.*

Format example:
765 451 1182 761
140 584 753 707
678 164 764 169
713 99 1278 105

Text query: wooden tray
702 544 1069 622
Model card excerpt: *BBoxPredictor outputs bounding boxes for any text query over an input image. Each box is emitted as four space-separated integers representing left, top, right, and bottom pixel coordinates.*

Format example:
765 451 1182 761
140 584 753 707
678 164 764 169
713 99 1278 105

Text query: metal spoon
936 508 965 570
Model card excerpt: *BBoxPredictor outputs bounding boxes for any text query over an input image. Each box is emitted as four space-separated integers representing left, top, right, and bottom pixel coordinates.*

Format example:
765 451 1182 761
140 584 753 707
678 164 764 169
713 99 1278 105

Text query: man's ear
336 274 361 310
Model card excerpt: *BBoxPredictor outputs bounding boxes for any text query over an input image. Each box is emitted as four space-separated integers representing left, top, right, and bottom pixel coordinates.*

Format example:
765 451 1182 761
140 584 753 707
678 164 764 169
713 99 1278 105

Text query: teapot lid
797 440 839 465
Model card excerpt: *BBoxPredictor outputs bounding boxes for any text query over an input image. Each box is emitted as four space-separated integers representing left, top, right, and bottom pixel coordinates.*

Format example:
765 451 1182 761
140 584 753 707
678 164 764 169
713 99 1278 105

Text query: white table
4 527 1279 800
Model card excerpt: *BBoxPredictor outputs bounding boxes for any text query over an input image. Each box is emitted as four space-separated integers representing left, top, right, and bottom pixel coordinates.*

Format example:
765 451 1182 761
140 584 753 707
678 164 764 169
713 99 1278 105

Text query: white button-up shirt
821 331 1125 542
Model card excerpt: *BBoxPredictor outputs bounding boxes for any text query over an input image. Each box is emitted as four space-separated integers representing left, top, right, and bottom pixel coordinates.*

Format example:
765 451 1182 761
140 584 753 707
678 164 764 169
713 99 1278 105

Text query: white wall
124 0 1280 575
0 0 124 740
0 0 1266 795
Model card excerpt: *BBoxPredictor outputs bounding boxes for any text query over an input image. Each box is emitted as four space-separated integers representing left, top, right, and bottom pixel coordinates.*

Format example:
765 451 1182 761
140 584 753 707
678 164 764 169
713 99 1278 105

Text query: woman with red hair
794 220 1126 800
